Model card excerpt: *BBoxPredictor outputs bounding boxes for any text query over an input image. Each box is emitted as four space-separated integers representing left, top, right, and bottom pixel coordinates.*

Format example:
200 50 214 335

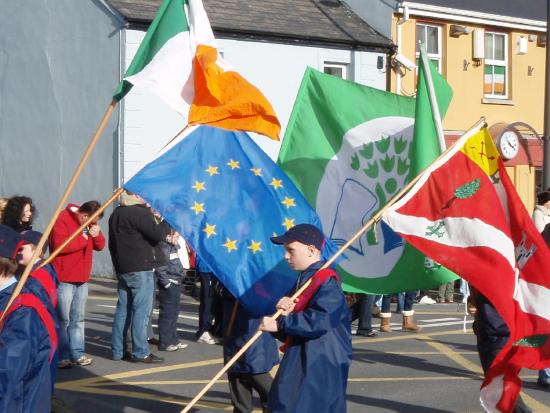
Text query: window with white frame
415 23 442 72
323 62 349 80
484 32 508 98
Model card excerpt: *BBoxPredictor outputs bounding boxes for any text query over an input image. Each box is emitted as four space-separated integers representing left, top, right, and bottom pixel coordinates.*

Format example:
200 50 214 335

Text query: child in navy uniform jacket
260 224 352 413
0 224 57 413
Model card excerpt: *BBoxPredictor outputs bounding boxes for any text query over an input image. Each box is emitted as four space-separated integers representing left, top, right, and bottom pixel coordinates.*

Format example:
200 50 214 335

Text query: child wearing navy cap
259 224 352 413
0 224 57 412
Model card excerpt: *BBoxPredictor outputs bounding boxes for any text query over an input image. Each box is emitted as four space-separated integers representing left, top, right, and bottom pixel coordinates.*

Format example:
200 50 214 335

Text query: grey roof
404 0 546 22
107 0 393 51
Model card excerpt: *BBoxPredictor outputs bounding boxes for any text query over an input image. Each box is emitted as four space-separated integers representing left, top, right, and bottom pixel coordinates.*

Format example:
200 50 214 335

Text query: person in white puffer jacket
533 191 550 233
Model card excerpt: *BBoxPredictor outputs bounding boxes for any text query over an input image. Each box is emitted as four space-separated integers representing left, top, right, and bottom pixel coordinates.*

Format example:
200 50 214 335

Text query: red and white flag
382 127 550 412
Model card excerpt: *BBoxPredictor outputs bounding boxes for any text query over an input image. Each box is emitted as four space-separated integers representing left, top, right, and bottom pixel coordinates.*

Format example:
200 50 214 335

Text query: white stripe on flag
125 32 194 114
514 278 550 322
382 213 515 268
480 374 504 413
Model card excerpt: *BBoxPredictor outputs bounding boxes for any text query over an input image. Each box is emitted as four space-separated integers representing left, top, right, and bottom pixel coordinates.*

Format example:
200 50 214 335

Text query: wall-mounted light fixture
517 36 528 54
392 53 416 71
449 25 472 37
472 28 485 64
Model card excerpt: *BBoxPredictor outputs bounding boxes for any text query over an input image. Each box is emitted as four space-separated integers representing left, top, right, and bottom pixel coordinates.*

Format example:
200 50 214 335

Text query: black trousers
157 281 182 349
227 372 273 413
197 272 222 337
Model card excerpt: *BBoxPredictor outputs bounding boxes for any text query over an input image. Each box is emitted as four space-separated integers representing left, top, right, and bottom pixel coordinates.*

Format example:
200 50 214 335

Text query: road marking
362 319 473 332
56 384 232 410
352 328 473 344
89 295 200 306
57 358 224 388
418 334 549 412
357 350 478 355
96 304 199 320
419 317 461 322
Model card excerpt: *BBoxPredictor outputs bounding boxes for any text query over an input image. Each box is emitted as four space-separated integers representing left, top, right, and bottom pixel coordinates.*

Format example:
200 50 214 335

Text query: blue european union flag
125 125 335 316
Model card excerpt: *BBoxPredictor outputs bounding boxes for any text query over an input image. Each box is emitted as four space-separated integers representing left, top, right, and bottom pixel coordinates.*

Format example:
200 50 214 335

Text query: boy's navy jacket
0 281 53 413
222 295 279 374
268 261 352 413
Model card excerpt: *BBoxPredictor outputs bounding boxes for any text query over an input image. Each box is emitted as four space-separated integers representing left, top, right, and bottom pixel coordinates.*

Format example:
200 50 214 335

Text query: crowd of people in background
0 188 548 412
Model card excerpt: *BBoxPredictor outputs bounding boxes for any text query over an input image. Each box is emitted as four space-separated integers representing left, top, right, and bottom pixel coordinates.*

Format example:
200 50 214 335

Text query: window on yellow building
416 23 442 72
484 32 508 99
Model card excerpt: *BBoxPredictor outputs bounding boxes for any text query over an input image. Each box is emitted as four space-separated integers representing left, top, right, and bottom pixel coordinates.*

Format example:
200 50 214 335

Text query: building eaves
400 0 546 22
107 0 394 52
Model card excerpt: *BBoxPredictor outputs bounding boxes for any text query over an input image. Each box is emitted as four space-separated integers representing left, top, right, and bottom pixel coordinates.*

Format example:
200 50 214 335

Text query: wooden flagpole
0 99 118 323
181 118 488 412
38 188 124 269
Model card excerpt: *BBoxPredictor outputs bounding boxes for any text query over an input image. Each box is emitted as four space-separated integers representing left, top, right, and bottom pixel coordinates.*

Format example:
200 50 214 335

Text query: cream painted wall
391 17 546 134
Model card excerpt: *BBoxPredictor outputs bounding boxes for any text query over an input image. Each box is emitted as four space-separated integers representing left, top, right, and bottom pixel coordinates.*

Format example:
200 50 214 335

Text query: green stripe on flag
113 0 189 100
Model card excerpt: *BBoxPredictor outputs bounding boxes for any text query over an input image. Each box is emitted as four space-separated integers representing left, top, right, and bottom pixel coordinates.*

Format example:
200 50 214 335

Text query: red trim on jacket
280 268 339 352
1 293 58 362
30 268 57 308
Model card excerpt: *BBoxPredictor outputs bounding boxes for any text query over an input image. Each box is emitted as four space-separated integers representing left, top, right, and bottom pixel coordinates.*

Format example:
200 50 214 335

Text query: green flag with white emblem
278 66 457 294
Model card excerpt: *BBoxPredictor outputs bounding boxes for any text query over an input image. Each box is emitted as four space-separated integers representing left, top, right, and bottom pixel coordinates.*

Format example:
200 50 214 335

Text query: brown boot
402 310 421 332
379 313 392 332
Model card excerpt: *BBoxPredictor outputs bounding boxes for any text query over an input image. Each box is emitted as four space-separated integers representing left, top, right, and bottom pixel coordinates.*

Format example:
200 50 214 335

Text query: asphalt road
53 279 550 413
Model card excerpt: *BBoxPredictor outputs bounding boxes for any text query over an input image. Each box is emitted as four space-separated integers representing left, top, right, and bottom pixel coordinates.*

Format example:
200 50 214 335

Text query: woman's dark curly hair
0 196 35 233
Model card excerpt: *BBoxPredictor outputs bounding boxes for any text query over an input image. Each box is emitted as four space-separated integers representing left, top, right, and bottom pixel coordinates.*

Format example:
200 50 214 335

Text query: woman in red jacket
49 201 105 368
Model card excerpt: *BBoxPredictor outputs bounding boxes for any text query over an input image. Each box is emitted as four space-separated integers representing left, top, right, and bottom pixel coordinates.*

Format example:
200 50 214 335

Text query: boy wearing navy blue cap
259 224 352 413
0 224 57 412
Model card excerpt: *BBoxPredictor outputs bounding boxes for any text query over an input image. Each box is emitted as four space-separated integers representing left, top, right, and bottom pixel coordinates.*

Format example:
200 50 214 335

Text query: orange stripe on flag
189 45 281 140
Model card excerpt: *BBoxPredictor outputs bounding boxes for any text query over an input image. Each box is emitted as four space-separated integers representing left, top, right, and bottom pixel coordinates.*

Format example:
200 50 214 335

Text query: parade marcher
533 191 550 233
1 195 35 233
109 191 169 363
49 201 105 369
379 290 421 333
195 255 222 345
155 229 188 352
532 191 550 388
259 224 352 413
18 229 60 394
0 224 57 412
437 281 455 303
222 289 279 413
468 287 532 412
351 293 377 337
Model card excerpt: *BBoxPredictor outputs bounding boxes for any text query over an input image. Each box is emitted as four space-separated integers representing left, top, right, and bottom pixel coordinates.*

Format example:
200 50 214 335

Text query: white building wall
121 29 387 181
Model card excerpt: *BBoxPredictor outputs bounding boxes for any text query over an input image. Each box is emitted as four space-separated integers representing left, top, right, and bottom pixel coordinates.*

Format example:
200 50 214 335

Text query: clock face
498 130 520 160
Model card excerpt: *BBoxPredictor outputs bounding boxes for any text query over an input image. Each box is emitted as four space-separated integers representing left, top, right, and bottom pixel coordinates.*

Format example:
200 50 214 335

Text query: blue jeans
382 291 415 313
355 294 375 333
57 282 88 361
112 271 154 359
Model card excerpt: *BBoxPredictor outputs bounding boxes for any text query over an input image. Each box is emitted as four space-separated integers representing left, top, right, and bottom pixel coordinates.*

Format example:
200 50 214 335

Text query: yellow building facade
389 4 546 211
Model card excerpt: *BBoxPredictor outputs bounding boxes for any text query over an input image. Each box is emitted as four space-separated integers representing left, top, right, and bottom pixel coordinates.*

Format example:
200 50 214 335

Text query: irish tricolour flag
382 127 550 412
278 67 457 294
113 0 280 140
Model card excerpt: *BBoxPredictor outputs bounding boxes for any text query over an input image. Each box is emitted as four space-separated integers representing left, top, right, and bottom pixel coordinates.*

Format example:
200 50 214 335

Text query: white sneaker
176 342 189 349
197 331 220 345
419 295 436 305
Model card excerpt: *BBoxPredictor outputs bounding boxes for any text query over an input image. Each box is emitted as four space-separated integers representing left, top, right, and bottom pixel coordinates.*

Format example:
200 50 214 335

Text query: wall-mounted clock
497 129 520 160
